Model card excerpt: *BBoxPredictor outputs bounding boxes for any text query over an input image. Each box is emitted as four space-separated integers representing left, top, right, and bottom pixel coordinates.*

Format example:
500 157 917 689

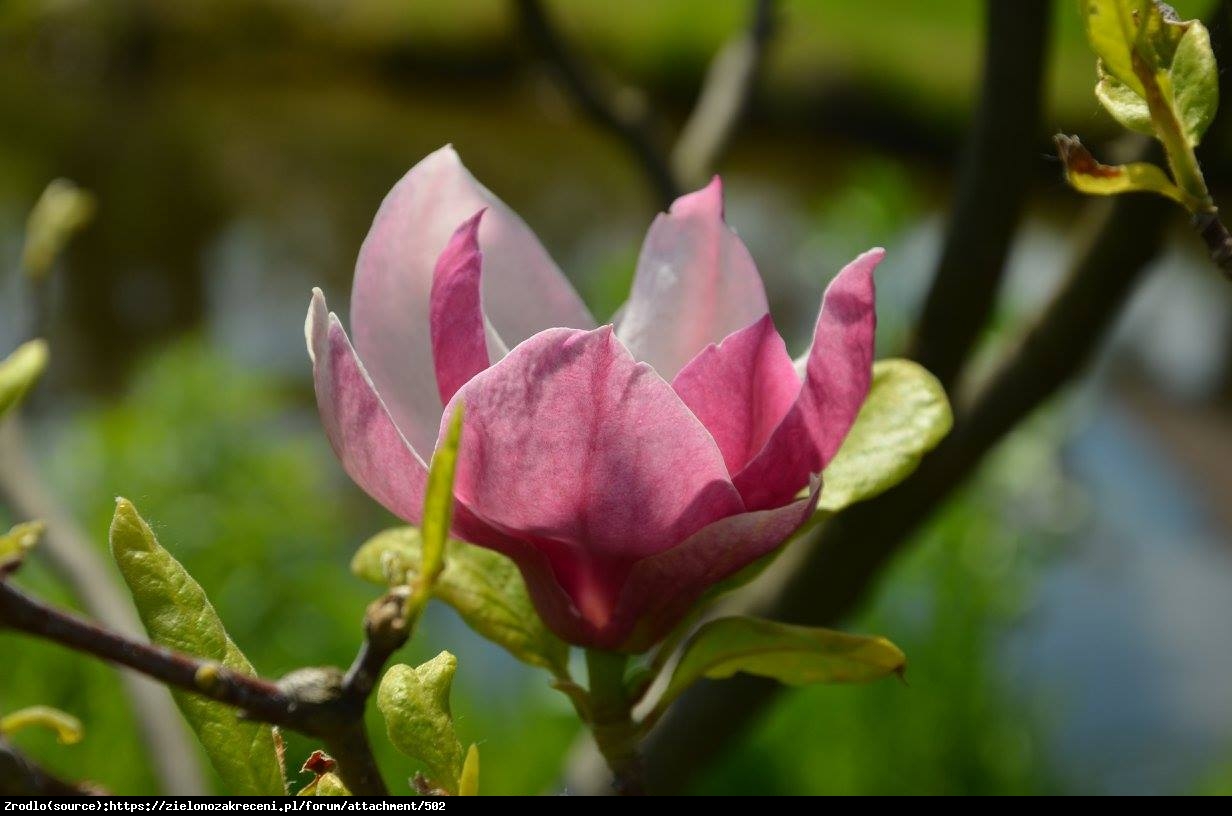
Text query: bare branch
515 0 680 208
909 1 1052 391
0 419 207 794
0 737 97 796
0 575 415 796
671 0 777 189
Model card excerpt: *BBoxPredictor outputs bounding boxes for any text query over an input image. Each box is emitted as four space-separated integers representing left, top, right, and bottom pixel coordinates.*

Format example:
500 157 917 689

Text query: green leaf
1082 0 1149 96
1055 134 1189 206
418 407 462 593
0 705 83 745
0 521 45 568
21 179 95 280
1171 20 1218 145
658 616 905 712
1095 65 1154 135
109 498 286 795
819 359 952 513
297 774 350 796
378 652 464 794
458 744 480 796
0 340 49 419
353 528 569 676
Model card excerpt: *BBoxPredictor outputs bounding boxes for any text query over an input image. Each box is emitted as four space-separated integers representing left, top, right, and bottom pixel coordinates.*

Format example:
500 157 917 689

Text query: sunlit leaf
1095 66 1154 135
1082 0 1148 96
657 616 905 711
820 359 952 513
0 521 45 568
377 652 464 794
0 340 49 419
458 744 480 796
1055 135 1188 205
109 498 286 795
21 179 95 280
0 705 83 745
353 529 569 676
1171 20 1218 145
408 405 463 619
297 774 350 796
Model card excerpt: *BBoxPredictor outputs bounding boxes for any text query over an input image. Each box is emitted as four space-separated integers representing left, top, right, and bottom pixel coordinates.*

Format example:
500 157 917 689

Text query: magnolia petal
672 314 800 478
616 177 770 380
431 210 493 405
440 325 743 634
352 146 594 452
734 249 881 510
306 289 429 523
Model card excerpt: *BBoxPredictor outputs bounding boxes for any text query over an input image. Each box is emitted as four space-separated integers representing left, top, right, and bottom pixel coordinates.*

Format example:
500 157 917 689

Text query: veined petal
306 289 429 523
671 314 799 478
616 177 769 380
431 210 494 405
440 326 743 634
351 146 595 453
734 249 881 510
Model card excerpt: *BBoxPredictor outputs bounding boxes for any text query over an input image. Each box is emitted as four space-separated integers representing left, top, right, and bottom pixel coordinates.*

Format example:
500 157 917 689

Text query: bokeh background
2 0 1232 795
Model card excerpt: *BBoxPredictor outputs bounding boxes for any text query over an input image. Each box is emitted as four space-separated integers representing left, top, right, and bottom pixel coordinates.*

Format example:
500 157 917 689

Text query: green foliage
0 705 83 745
1054 134 1189 205
0 340 48 419
458 743 480 796
353 528 569 677
378 652 464 794
20 178 95 280
820 359 952 513
408 406 462 622
0 520 43 568
109 498 286 795
297 774 350 796
1083 0 1149 96
658 617 904 713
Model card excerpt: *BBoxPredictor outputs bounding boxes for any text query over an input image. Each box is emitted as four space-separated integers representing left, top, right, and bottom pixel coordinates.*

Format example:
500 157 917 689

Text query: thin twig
0 576 413 796
671 0 777 190
515 0 680 208
1191 210 1232 277
0 418 207 795
0 737 98 796
909 1 1052 391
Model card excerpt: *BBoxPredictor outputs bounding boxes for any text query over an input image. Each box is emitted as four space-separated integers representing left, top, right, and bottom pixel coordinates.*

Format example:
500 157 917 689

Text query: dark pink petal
430 210 492 405
352 146 594 453
616 177 770 380
734 249 881 510
441 325 744 636
306 289 428 522
671 314 799 478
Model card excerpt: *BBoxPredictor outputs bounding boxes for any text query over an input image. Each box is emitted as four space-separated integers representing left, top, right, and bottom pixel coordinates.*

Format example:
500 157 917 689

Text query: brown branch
671 0 777 190
0 576 414 796
0 737 98 796
515 0 680 209
909 0 1052 391
1191 210 1232 277
0 418 207 794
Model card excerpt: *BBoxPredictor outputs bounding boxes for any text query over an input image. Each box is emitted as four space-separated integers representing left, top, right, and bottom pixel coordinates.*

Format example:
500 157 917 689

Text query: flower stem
585 649 646 795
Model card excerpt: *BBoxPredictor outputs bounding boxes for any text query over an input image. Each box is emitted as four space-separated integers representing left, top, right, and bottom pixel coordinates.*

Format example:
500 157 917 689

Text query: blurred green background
3 0 1232 796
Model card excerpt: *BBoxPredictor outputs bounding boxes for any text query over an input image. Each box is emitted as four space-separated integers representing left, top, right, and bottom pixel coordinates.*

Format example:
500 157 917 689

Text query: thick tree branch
909 0 1052 391
0 419 206 795
0 576 414 795
671 0 776 190
515 0 680 208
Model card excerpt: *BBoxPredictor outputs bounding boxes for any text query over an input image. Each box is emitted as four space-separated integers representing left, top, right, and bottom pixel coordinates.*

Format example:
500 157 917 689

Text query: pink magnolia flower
307 146 880 652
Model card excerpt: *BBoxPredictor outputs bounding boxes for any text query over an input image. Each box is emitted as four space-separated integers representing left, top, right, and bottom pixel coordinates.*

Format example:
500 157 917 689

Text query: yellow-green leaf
458 744 480 796
410 406 463 616
0 705 83 745
1171 20 1218 145
0 521 45 568
0 340 49 419
353 529 569 676
1055 134 1188 205
297 774 350 796
21 179 95 280
1082 0 1148 96
109 498 286 795
378 652 464 794
658 616 905 712
819 359 952 513
1095 64 1154 135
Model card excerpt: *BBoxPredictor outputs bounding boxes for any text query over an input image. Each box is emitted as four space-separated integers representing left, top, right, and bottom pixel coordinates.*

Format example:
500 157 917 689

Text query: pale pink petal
430 210 491 404
352 146 595 452
671 314 800 477
306 289 428 522
616 177 770 380
441 325 744 635
734 249 881 510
